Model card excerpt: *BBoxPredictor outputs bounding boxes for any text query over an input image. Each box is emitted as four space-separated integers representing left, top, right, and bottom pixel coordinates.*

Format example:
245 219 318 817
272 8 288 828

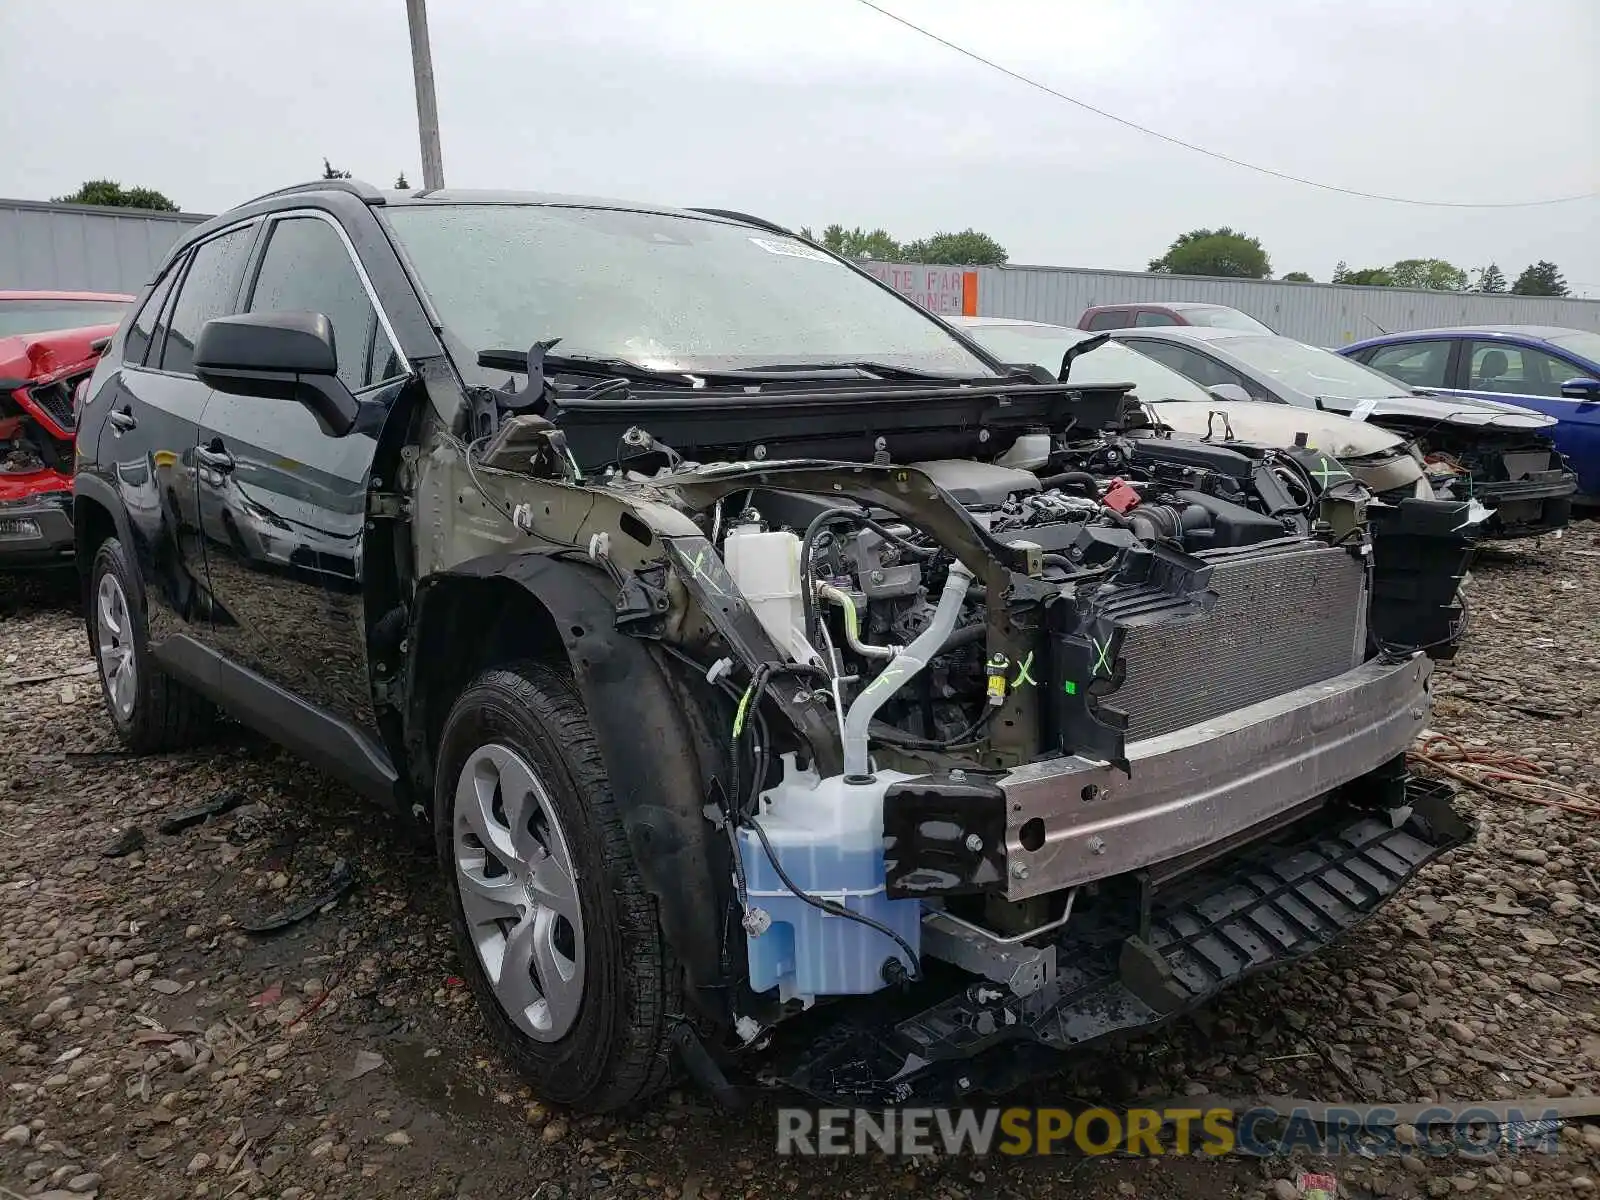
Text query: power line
849 0 1600 210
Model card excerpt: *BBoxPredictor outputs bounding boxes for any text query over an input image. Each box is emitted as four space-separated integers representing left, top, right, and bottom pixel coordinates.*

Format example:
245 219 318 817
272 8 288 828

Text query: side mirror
193 311 359 437
1559 377 1600 403
1207 383 1254 404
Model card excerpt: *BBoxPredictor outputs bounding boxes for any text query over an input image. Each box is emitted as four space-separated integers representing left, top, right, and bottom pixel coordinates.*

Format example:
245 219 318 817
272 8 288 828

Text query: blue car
1341 326 1600 501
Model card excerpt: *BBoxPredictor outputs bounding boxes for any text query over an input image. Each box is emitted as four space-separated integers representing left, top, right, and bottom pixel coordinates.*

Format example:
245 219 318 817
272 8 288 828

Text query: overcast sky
3 0 1597 292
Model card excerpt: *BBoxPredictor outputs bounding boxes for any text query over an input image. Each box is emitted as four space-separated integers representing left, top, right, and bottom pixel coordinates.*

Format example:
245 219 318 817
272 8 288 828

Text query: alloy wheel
95 572 138 721
453 743 586 1042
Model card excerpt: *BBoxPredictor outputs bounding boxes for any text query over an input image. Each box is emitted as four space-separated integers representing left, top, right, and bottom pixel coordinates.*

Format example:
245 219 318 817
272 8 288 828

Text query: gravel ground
3 533 1600 1200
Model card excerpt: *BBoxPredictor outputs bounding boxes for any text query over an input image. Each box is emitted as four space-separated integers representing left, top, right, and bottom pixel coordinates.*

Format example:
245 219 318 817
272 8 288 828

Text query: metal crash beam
1000 653 1432 900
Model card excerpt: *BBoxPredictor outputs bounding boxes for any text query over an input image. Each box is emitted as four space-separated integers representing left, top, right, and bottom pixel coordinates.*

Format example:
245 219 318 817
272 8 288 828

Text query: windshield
0 299 131 338
960 323 1214 402
1178 306 1273 333
383 204 997 380
1220 335 1412 400
1546 331 1600 369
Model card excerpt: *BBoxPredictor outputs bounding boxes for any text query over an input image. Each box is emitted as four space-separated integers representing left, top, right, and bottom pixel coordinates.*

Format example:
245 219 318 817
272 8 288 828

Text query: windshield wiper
477 345 700 388
734 361 974 382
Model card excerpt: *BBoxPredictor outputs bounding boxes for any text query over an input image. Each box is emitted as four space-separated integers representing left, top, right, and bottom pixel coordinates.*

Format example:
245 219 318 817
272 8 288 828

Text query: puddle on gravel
386 1037 515 1127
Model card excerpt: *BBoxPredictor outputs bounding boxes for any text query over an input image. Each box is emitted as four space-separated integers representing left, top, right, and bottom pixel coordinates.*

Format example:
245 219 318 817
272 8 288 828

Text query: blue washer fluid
737 763 923 1003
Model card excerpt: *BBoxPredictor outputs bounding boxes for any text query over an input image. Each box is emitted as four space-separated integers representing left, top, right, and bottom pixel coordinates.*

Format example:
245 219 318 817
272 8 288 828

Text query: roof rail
686 207 794 237
249 178 388 206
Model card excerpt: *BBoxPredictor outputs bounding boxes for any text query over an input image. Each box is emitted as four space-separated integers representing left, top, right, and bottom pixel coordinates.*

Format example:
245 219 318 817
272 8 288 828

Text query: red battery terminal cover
1101 478 1141 514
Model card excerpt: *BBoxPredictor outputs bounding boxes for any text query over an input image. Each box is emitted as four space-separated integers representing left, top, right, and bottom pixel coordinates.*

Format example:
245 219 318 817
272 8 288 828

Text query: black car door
103 224 259 653
193 210 410 737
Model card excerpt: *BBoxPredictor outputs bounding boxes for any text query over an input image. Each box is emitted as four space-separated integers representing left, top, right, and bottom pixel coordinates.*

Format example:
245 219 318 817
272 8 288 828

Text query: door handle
195 443 236 472
108 408 136 433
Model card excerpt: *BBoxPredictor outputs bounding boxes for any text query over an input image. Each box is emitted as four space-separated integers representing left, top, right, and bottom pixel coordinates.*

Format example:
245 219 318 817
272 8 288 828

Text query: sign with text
861 263 978 317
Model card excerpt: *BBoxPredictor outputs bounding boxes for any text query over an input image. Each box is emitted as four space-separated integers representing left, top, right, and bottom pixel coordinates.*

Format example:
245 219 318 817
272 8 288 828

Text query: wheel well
404 560 741 1025
74 495 117 573
405 576 570 802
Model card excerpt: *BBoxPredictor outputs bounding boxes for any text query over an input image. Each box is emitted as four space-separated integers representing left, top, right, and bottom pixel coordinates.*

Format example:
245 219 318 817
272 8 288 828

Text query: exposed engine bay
1400 421 1574 537
410 361 1480 1101
0 368 84 477
0 338 94 566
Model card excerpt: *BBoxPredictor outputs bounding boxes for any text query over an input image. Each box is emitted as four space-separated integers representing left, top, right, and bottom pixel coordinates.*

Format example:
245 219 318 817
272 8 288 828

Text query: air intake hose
841 561 974 780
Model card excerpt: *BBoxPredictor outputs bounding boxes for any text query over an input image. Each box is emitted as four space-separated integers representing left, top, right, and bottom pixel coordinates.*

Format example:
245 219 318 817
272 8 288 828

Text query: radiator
1114 542 1369 743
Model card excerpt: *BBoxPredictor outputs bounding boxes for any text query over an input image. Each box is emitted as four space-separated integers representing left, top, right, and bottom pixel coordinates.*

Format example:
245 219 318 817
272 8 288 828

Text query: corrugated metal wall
0 199 207 295
970 264 1600 346
5 198 1597 346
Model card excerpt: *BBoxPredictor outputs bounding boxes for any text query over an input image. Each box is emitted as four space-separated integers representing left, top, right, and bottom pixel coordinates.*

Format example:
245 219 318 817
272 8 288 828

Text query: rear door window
1134 310 1180 327
158 226 257 375
1128 340 1248 391
1364 340 1452 388
1467 340 1584 397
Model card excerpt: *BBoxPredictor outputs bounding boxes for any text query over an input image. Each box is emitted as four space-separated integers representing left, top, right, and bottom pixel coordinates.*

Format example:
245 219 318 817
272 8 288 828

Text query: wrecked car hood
1316 392 1556 432
0 323 118 389
1146 400 1406 460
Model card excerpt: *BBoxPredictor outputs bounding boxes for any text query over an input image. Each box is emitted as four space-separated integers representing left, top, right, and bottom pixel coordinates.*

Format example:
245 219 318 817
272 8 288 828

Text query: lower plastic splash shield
778 778 1471 1106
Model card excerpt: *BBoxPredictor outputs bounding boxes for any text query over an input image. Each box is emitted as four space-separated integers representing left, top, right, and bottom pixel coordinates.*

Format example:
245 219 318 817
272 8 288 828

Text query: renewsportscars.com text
775 1107 1564 1158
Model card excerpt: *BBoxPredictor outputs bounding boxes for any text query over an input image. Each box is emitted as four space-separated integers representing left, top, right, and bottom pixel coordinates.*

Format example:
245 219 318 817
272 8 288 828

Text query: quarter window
124 268 179 367
1466 341 1581 397
158 227 256 375
246 216 404 392
1365 340 1451 388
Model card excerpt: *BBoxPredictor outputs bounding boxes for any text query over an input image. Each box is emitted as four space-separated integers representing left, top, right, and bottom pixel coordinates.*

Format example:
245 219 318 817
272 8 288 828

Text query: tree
1512 261 1568 297
1332 262 1396 287
1280 271 1314 283
1473 263 1508 293
817 224 904 261
51 180 177 212
322 158 353 180
1147 228 1271 279
395 172 410 189
799 221 1009 264
1388 258 1468 291
902 229 1008 266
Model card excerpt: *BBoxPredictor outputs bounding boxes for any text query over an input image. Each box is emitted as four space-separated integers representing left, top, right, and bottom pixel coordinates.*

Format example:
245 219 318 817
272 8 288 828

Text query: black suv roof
178 179 790 248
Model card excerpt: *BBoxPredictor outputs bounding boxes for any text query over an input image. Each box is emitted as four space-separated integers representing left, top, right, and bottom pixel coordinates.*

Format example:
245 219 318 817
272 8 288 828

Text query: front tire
435 659 676 1112
87 537 214 752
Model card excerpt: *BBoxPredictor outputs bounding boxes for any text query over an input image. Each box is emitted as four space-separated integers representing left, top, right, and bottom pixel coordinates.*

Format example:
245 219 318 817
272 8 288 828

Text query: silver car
1107 326 1576 538
949 316 1429 499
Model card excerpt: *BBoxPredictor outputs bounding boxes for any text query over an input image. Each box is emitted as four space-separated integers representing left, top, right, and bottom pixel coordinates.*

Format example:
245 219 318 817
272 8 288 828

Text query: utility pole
405 0 445 190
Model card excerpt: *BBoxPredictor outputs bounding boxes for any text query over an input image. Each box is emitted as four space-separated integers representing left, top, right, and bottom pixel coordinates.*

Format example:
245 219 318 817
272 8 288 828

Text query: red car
1077 301 1273 333
0 292 134 567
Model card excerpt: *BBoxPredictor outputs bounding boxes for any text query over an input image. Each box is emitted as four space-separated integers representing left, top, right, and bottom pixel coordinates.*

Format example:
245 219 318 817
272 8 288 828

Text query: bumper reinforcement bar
779 778 1472 1106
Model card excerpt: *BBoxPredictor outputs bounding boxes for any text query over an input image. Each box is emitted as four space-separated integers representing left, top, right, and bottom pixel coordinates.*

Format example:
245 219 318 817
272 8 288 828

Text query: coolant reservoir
722 525 815 663
737 757 923 1003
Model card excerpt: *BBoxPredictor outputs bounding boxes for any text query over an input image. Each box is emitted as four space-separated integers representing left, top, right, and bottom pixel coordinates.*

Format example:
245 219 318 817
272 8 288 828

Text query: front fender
407 552 734 1024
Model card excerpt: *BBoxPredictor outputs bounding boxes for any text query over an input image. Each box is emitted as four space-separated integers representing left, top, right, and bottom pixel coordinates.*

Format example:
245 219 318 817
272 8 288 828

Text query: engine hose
817 584 897 660
940 623 987 652
799 506 938 649
799 508 868 650
842 561 973 779
1037 470 1101 497
870 704 997 750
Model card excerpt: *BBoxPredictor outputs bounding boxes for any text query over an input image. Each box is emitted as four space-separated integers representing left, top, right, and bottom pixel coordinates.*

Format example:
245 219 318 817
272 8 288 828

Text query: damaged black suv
74 180 1476 1112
